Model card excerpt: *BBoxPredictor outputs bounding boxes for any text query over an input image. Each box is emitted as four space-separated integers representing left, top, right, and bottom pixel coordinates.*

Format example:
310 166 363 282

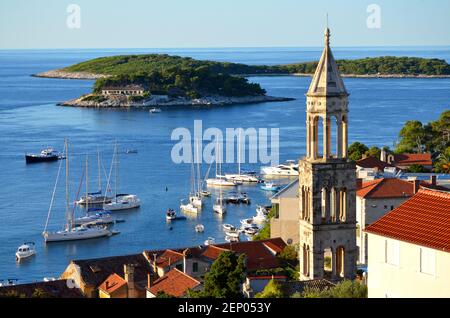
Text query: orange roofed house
146 268 201 298
365 189 450 298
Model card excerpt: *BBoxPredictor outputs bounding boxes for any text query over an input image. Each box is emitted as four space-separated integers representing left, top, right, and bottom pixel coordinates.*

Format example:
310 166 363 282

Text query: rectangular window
193 262 198 273
419 247 436 276
385 239 400 266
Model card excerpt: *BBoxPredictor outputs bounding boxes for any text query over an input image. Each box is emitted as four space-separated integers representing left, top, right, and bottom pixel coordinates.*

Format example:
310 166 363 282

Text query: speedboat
74 209 116 226
261 160 299 177
43 225 112 243
256 205 269 216
226 192 250 205
15 242 36 261
149 108 162 113
225 229 240 238
260 182 281 192
103 194 141 211
240 218 254 228
204 237 215 246
25 147 64 164
195 224 205 233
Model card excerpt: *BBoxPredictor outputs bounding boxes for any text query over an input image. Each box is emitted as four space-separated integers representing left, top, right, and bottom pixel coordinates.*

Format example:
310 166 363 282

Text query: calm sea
0 47 449 283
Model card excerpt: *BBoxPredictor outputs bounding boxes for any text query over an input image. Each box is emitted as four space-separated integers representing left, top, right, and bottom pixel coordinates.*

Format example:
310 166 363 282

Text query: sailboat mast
196 139 201 194
86 154 89 212
114 142 118 199
238 130 241 176
97 148 101 192
65 139 71 231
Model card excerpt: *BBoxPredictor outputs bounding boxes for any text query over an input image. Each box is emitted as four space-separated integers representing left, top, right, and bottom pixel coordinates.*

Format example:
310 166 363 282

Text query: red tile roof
98 273 127 295
201 245 229 260
215 238 287 271
357 178 415 199
394 153 433 166
148 268 200 297
356 156 393 170
365 189 450 252
155 249 184 268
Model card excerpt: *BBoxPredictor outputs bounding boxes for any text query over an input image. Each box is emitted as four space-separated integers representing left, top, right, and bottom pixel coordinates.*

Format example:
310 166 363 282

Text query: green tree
365 146 381 159
348 142 369 161
255 279 285 298
278 245 298 267
407 164 426 173
192 251 246 298
396 120 428 153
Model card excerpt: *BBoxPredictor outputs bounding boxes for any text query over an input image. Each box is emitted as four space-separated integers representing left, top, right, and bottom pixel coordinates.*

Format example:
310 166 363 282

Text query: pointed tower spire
307 26 348 97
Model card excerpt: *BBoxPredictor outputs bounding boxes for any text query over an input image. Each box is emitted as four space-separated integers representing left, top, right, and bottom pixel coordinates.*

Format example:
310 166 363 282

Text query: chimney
356 179 363 190
413 180 421 194
380 149 387 162
124 264 136 298
147 273 154 288
430 175 437 186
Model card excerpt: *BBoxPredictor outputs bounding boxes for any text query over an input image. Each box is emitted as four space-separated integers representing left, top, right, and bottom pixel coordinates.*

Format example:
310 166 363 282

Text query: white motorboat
256 205 269 216
195 224 205 233
222 224 236 232
244 227 259 236
200 190 212 197
225 229 240 238
261 160 299 177
15 242 36 261
204 237 215 246
149 108 162 113
240 218 254 228
260 182 282 192
43 140 114 243
104 194 141 211
225 235 240 243
225 174 259 183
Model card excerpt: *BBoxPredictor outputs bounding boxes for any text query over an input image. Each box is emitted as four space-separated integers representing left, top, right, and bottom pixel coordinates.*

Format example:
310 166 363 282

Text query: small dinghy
16 242 36 261
204 237 215 246
195 224 205 233
260 182 281 192
222 224 236 232
225 235 240 243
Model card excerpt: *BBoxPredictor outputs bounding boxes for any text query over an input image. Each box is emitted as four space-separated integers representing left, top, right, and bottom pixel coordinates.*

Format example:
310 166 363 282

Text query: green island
35 54 450 108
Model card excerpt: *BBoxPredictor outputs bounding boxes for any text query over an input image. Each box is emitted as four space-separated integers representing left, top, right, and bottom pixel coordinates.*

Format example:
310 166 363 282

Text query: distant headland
33 54 450 108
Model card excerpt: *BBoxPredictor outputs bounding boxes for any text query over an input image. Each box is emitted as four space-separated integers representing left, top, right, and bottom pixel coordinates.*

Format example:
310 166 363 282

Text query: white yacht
104 194 141 211
253 209 268 224
206 178 237 187
15 242 36 261
180 200 199 214
261 160 299 177
103 143 141 211
42 140 113 243
149 108 162 113
213 198 227 215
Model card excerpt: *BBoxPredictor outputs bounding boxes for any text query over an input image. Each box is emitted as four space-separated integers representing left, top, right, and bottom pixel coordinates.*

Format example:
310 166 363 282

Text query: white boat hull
15 250 36 260
206 179 237 187
43 227 111 242
104 195 140 211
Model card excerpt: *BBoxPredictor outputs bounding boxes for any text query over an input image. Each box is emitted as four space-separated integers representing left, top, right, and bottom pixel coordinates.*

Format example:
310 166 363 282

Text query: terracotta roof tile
357 178 415 199
148 268 200 297
98 273 127 295
365 189 450 252
394 153 433 166
155 249 184 268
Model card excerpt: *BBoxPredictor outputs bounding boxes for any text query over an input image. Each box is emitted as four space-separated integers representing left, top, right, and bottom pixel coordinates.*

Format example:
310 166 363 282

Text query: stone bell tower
298 27 357 281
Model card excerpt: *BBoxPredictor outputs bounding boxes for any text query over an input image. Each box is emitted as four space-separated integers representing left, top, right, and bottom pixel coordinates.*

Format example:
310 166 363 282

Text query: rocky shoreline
58 94 295 108
33 69 450 80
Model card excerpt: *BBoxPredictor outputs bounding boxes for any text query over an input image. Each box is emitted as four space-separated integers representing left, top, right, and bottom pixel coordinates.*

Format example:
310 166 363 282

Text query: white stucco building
365 189 450 298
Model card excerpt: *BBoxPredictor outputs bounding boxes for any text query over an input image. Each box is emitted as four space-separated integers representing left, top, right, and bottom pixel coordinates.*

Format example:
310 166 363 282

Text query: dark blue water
0 47 449 283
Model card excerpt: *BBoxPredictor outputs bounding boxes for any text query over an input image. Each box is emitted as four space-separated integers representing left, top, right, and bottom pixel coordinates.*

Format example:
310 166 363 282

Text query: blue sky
1 0 449 49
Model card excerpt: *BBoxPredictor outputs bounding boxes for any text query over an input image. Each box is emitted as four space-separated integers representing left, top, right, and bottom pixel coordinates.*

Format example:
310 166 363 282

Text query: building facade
298 28 357 281
365 189 450 298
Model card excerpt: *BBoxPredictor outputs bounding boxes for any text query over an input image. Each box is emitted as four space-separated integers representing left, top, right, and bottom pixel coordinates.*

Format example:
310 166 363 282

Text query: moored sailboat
42 140 113 243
